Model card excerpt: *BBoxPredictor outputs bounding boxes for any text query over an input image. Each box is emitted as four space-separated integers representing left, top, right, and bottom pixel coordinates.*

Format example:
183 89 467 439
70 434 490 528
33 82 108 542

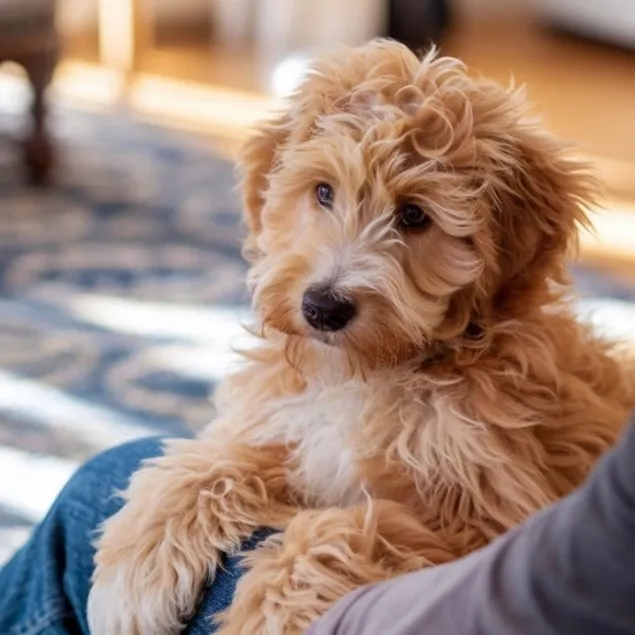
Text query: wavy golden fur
88 40 635 635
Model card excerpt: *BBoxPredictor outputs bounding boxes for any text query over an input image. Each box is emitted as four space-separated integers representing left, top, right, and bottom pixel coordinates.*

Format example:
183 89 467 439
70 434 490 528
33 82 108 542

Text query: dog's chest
260 380 372 507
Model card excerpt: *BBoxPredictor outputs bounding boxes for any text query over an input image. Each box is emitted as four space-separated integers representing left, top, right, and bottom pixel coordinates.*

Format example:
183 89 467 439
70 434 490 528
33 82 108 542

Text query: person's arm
307 416 635 635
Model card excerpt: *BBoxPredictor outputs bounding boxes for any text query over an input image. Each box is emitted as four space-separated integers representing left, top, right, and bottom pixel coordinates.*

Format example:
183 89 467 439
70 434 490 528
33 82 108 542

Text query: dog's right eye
315 183 334 209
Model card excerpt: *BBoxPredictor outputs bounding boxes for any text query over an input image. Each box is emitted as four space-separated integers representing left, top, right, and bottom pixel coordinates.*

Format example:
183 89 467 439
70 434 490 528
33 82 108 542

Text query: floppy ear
237 112 294 260
486 124 598 312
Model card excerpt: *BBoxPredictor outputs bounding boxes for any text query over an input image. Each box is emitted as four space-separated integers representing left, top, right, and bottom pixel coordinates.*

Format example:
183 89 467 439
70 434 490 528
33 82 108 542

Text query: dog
87 39 635 635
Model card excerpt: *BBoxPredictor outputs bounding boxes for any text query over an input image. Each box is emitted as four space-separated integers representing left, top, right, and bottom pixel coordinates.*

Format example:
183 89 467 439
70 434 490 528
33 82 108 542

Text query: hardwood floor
62 19 635 158
444 19 635 274
53 17 635 273
445 19 635 209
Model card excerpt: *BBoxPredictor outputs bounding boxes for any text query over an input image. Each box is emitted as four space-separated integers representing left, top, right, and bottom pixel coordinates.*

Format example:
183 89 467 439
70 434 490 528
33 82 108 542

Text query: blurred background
1 0 634 562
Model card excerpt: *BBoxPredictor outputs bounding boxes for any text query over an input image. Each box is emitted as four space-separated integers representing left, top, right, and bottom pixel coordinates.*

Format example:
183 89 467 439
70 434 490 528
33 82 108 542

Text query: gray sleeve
307 416 635 635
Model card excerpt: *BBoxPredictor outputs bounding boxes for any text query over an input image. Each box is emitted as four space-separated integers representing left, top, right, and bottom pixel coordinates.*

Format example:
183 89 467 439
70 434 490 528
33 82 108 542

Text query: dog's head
239 40 596 369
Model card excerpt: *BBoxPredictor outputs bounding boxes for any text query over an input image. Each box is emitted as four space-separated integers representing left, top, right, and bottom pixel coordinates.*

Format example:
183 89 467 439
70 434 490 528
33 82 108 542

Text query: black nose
302 286 357 332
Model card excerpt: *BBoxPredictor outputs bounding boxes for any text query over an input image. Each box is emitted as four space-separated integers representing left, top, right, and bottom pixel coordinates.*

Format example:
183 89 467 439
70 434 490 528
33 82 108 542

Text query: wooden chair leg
21 48 57 185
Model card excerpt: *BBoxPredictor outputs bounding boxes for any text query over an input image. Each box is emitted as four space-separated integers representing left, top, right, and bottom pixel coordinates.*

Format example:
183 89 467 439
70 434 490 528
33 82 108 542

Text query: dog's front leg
87 438 295 635
215 500 457 635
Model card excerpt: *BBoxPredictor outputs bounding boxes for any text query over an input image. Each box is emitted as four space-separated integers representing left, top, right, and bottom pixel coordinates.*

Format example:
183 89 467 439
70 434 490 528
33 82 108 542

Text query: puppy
87 40 635 635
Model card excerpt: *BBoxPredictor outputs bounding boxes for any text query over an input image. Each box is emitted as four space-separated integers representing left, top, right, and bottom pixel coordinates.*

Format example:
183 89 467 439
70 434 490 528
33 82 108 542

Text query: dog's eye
397 204 430 230
315 183 334 209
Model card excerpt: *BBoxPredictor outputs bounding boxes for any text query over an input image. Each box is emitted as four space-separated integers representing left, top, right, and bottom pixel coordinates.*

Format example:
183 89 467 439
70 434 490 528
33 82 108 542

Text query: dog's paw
87 570 155 635
214 527 353 635
87 505 207 635
87 548 193 635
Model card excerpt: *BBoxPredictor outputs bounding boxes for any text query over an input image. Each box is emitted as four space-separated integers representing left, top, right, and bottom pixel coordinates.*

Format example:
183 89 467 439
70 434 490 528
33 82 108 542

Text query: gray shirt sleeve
307 416 635 635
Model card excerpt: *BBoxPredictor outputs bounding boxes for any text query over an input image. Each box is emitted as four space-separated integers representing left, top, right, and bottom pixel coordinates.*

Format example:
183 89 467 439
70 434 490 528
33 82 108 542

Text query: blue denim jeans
0 438 272 635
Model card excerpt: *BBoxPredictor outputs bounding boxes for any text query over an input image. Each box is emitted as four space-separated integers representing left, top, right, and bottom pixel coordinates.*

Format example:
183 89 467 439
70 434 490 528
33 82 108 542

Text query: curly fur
88 40 635 635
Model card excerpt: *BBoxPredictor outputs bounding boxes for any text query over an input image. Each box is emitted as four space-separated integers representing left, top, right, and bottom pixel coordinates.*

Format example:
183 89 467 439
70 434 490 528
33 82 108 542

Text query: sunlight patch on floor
0 527 34 566
575 297 635 344
67 293 255 346
580 200 635 263
0 446 77 522
122 344 244 381
1 59 280 142
0 370 157 444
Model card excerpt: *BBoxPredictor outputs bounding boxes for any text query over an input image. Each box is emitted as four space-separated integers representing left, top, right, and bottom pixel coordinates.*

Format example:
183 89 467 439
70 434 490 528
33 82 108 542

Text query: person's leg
0 437 268 635
184 526 277 635
0 438 166 634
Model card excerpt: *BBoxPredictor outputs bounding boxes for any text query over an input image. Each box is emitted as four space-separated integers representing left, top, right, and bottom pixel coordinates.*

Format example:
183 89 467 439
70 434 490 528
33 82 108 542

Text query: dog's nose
301 286 356 332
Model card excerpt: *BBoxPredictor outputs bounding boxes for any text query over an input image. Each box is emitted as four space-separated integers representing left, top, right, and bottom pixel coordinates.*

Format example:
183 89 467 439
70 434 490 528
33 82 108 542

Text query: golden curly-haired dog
87 40 635 634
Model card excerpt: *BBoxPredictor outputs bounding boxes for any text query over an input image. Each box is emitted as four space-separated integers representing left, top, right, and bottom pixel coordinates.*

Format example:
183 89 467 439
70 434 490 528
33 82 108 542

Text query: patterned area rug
0 104 253 560
1 103 634 563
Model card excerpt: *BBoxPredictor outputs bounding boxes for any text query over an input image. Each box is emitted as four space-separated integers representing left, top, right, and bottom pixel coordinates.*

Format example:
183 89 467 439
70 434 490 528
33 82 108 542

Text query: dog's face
240 41 595 369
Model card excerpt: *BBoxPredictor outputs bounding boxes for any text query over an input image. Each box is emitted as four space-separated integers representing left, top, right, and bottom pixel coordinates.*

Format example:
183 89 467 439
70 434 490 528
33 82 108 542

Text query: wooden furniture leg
0 0 59 185
17 47 57 185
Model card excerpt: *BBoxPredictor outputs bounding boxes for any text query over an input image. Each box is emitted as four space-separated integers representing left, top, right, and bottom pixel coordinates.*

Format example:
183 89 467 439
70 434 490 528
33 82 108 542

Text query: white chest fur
254 379 372 507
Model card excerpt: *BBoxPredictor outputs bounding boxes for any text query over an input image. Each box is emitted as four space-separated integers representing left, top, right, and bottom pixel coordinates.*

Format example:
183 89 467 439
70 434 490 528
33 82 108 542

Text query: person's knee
80 437 167 484
58 436 168 525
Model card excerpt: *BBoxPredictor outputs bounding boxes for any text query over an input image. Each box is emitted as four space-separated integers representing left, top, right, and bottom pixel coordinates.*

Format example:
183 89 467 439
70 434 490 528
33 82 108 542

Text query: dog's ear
483 117 598 313
237 111 294 259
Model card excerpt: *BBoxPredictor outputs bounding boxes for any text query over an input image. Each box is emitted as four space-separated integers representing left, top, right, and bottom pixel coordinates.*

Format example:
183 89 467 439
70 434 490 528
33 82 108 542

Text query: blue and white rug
0 104 255 560
1 103 634 563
